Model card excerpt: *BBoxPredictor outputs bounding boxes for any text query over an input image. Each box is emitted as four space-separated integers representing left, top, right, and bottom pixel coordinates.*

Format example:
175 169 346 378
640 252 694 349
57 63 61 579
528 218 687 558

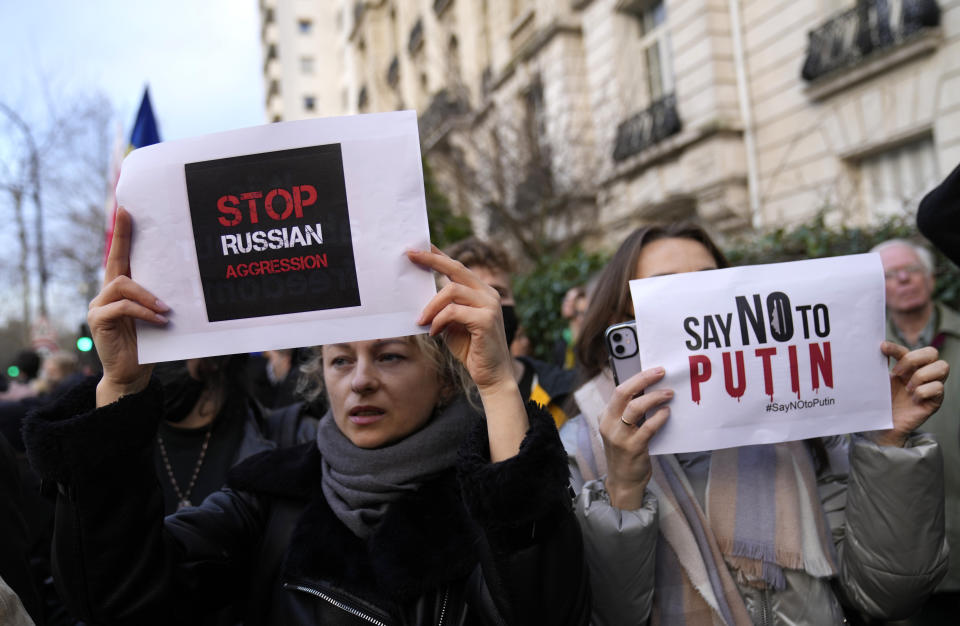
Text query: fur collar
227 443 479 606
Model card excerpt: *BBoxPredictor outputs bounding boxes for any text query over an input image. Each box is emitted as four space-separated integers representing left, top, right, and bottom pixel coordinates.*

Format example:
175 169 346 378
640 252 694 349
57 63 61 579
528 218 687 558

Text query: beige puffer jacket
563 411 948 625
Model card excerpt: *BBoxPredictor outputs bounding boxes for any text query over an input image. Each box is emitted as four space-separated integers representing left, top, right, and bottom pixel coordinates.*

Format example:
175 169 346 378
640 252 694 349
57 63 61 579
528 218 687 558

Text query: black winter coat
23 379 590 626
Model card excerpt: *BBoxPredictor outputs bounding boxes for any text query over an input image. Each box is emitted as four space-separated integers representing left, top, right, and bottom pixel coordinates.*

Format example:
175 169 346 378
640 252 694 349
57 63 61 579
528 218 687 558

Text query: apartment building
259 0 960 251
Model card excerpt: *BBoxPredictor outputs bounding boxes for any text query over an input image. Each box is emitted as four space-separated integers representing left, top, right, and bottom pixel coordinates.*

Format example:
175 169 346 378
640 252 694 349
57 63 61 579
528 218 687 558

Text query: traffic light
76 324 93 352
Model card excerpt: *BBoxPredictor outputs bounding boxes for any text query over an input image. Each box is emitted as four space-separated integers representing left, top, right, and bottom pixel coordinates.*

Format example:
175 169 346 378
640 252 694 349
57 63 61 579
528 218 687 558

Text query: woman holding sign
23 208 589 625
562 222 949 625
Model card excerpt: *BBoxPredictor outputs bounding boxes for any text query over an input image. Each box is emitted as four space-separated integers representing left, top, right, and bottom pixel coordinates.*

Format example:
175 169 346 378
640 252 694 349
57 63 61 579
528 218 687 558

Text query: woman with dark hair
562 221 949 625
574 222 729 383
23 208 588 625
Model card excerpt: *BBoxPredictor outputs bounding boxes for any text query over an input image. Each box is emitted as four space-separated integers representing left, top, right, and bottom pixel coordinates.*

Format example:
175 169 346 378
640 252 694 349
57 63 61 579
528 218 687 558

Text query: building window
860 135 939 218
304 95 316 112
358 85 369 111
298 18 313 34
409 18 425 55
447 35 462 85
633 0 673 102
387 55 400 87
300 56 315 74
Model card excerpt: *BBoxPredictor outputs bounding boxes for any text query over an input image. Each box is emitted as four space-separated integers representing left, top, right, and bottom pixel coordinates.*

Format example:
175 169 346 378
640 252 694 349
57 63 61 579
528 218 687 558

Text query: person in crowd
553 286 588 369
445 237 577 428
1 350 41 401
562 222 949 625
0 575 35 626
150 355 283 514
32 353 81 396
873 238 960 622
0 432 41 625
0 352 87 626
509 325 533 358
248 348 306 410
21 208 588 625
917 160 960 267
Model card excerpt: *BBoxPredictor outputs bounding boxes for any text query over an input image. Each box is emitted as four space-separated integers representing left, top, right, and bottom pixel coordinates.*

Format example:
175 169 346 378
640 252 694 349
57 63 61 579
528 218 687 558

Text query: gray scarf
316 395 478 538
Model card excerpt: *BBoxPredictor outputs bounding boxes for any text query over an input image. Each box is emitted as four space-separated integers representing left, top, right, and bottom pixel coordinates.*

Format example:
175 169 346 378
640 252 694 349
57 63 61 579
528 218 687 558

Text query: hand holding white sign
597 366 672 510
89 207 170 407
876 342 948 447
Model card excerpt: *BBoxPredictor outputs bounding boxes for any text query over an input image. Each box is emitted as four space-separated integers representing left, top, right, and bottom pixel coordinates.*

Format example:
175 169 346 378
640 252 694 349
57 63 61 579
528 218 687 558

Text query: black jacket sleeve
22 378 267 626
0 431 43 625
457 402 590 626
917 160 960 267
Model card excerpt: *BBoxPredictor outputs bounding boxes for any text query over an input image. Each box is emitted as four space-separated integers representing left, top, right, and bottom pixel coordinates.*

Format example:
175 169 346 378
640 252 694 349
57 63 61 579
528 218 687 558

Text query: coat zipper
284 582 388 626
437 586 449 626
759 588 771 626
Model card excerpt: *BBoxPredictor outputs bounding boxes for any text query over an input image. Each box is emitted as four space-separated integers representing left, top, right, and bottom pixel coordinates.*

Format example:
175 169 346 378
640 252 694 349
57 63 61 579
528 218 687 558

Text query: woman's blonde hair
298 335 475 406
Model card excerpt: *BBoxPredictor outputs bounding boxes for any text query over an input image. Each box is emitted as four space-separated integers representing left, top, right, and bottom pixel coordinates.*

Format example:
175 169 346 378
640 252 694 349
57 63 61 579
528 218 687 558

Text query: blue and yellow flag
105 87 162 261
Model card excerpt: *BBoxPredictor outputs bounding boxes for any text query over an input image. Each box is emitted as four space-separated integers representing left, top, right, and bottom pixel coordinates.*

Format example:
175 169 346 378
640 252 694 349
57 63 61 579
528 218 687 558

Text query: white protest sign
629 254 891 455
117 111 435 363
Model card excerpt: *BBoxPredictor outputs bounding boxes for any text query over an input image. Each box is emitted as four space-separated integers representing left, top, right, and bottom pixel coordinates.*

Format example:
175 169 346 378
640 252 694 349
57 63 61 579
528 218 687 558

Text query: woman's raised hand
599 368 673 510
89 207 170 407
874 341 949 447
408 246 515 392
408 246 526 462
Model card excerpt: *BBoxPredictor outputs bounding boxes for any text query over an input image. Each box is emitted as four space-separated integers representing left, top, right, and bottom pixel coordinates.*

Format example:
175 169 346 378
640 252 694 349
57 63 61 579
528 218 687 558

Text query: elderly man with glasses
873 238 960 622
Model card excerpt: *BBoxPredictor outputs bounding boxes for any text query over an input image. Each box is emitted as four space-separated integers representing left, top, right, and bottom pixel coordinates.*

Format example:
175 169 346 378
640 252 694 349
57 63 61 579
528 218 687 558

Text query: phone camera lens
615 344 625 355
612 332 622 342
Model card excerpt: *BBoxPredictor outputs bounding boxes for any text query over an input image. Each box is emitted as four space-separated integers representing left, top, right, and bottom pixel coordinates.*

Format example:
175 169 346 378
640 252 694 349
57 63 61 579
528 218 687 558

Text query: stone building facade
260 0 960 254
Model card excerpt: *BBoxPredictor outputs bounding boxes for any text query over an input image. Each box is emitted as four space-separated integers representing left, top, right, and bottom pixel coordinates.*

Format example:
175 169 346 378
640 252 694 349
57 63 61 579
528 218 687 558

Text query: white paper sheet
116 111 436 363
629 254 892 454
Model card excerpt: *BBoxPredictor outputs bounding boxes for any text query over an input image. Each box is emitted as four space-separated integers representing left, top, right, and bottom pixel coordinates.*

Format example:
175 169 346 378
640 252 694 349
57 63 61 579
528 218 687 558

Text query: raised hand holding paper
629 254 891 454
116 111 435 362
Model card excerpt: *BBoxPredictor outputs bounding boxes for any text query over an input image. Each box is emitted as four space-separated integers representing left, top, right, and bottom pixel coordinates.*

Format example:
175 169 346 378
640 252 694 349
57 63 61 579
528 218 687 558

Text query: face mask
501 305 519 346
153 361 206 423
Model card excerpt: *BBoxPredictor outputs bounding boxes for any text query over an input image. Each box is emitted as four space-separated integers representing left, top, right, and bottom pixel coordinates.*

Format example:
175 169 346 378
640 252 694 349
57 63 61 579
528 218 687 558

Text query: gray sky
1 0 265 139
0 1 266 327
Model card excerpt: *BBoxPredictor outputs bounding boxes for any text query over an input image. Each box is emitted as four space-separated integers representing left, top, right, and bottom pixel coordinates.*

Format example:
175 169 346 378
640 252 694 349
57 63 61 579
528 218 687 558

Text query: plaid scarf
649 445 838 625
573 374 839 625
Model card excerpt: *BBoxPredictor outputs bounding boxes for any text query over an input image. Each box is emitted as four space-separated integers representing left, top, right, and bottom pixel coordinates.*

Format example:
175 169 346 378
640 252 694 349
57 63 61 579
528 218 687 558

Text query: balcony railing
801 0 940 82
419 88 470 143
612 93 681 162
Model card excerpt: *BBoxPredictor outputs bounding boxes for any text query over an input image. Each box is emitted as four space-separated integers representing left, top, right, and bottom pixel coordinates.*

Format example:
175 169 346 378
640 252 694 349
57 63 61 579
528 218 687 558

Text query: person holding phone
23 208 589 625
561 222 949 625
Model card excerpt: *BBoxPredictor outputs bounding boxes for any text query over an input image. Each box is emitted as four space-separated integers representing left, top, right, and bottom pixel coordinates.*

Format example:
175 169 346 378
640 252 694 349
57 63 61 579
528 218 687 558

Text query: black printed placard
184 144 361 322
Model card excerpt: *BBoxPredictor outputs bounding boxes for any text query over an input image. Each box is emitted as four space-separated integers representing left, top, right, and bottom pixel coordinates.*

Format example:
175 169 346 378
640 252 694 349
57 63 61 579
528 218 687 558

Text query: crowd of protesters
0 160 957 626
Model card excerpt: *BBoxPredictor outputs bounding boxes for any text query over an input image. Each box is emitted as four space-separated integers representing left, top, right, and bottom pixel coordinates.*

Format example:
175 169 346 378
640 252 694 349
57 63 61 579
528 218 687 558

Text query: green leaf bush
511 213 959 362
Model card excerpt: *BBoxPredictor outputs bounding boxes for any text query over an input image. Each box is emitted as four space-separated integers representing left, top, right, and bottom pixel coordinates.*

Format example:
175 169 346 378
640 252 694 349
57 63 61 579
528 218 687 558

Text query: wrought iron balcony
419 87 470 143
612 93 681 162
801 0 940 82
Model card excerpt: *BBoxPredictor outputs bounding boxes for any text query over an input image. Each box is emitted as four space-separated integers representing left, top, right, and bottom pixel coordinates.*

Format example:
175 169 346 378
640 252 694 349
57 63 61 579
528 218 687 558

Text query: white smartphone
605 321 643 386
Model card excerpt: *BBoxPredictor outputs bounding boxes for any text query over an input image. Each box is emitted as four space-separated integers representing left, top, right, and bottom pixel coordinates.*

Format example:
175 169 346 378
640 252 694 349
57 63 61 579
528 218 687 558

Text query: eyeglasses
884 265 927 281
